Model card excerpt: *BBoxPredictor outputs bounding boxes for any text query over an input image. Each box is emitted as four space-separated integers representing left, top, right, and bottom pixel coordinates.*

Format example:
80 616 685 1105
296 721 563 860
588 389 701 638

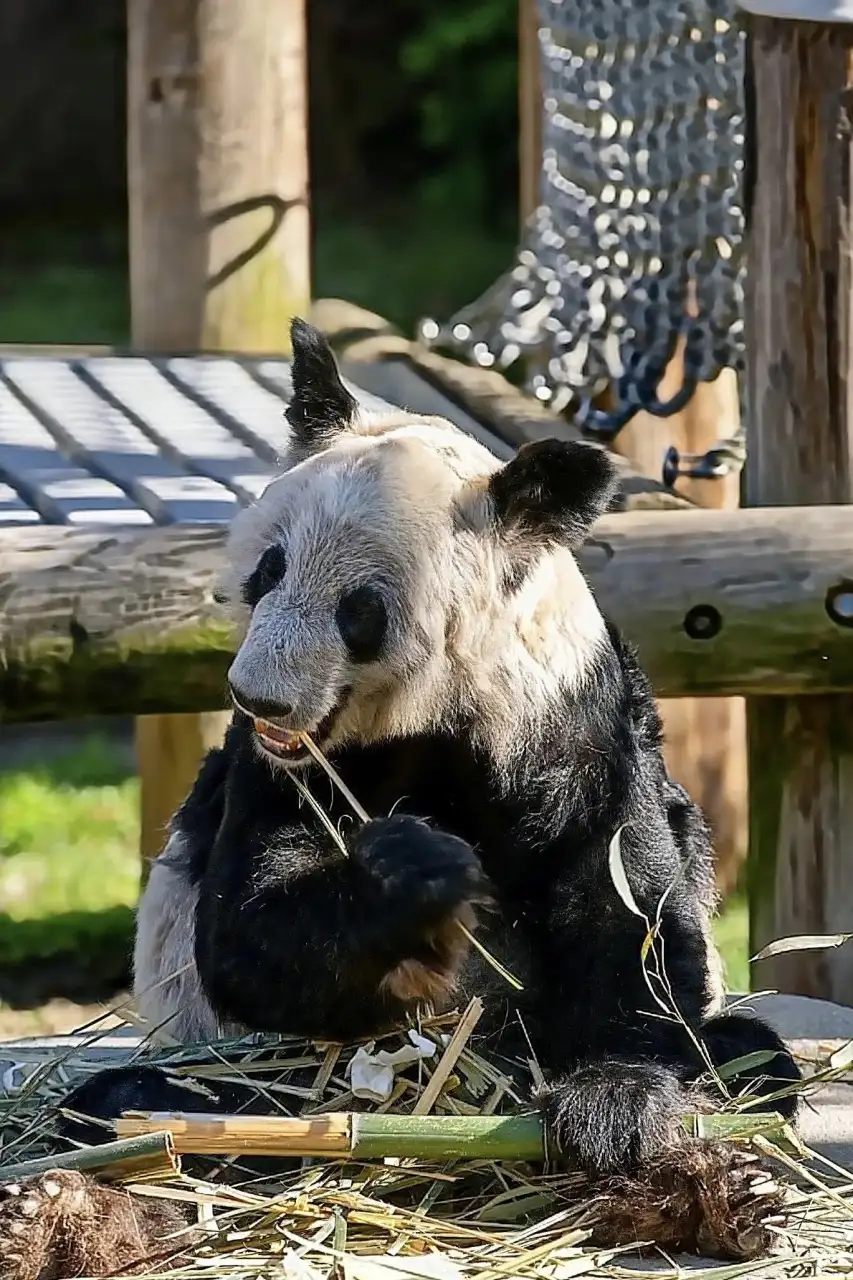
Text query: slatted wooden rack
0 351 405 527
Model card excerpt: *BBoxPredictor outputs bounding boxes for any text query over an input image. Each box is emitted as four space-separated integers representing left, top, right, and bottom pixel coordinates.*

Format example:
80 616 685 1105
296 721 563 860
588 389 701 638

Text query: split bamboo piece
414 997 484 1115
0 1131 179 1185
115 1109 791 1163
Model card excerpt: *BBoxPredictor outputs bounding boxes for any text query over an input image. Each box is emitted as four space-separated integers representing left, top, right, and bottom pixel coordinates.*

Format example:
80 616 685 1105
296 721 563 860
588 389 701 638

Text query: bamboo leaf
715 1050 780 1081
607 826 645 920
639 924 658 964
750 932 853 962
829 1038 853 1070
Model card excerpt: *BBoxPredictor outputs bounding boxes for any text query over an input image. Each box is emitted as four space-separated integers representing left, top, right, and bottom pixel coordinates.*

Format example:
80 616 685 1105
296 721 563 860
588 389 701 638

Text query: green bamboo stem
116 1109 790 1163
0 1131 179 1185
351 1113 544 1161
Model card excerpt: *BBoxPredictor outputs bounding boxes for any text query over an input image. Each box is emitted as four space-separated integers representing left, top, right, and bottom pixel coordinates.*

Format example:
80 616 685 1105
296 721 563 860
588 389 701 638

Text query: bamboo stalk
114 1109 790 1163
116 1110 353 1157
0 1131 179 1185
352 1113 544 1162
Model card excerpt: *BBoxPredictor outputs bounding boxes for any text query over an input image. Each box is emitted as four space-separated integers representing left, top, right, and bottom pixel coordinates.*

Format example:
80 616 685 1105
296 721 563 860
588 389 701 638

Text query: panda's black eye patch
336 584 387 663
241 544 287 608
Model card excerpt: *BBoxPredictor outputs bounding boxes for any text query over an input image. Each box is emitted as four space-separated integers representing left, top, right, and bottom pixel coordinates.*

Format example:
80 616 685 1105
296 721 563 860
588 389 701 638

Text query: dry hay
0 994 852 1280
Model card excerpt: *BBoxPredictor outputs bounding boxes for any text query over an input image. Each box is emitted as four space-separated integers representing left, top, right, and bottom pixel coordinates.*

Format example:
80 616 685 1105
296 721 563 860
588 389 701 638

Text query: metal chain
418 0 747 483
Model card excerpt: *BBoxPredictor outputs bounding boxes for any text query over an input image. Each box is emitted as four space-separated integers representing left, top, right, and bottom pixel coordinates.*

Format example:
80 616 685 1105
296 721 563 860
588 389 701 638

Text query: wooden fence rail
2 506 852 723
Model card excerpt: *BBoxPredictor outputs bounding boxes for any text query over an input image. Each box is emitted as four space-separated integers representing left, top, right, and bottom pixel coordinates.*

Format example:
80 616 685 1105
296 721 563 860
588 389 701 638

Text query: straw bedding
1 1001 851 1280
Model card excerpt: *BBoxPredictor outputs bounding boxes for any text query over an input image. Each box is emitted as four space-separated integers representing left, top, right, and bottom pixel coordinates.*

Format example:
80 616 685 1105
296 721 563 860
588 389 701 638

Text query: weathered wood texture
745 17 853 1001
2 508 853 722
127 0 310 865
128 0 310 352
519 0 542 225
613 346 748 898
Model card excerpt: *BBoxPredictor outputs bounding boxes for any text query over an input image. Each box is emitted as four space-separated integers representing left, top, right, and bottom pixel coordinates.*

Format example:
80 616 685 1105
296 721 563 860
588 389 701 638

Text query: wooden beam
2 507 853 721
743 12 853 1000
519 0 542 224
127 0 310 867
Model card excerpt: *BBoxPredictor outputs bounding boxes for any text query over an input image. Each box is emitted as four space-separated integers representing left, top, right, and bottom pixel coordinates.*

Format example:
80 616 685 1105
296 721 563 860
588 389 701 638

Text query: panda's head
221 319 618 773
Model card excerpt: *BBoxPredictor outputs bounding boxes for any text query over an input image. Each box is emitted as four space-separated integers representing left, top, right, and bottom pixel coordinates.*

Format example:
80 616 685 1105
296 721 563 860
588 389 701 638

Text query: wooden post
127 0 310 868
613 360 748 900
516 0 749 900
519 0 542 224
742 2 853 999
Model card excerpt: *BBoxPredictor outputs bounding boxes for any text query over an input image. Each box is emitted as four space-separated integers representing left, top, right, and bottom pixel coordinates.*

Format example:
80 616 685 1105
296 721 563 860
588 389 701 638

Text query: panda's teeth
253 719 303 751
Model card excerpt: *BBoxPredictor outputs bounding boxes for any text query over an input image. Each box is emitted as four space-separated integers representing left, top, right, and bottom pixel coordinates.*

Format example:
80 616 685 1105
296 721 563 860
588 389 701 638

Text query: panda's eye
241 544 286 608
336 584 387 663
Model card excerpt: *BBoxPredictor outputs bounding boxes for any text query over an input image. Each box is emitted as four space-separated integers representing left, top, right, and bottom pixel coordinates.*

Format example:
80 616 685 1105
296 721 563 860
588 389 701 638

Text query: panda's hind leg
57 1064 305 1182
696 1010 801 1119
58 1065 223 1149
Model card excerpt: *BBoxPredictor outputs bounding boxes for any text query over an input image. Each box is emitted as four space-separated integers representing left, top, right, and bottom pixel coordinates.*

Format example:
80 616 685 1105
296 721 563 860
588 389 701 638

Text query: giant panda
60 318 800 1180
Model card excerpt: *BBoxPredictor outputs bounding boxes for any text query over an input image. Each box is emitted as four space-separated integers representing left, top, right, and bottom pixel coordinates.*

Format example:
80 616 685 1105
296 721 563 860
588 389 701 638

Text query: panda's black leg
56 1064 305 1180
536 1058 686 1177
696 1011 801 1119
57 1066 217 1147
535 1013 800 1177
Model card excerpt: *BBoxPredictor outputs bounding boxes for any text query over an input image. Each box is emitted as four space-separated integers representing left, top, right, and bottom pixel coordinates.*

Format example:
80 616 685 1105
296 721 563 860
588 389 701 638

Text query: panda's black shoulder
599 613 714 884
601 613 664 753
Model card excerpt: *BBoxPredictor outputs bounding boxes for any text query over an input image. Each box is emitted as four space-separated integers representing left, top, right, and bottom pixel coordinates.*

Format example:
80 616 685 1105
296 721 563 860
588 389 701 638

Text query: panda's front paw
538 1060 685 1177
353 815 488 932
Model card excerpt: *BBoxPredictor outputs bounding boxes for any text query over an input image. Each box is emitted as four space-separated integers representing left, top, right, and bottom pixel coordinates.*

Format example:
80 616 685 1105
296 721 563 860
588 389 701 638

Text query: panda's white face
220 321 616 772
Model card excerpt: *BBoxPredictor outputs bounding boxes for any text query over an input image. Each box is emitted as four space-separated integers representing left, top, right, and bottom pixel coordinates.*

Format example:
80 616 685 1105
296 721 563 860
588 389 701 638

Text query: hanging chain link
418 0 747 482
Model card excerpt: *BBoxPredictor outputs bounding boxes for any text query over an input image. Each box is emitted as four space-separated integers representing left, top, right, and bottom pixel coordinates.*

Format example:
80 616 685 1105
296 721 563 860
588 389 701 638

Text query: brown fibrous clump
0 1169 196 1280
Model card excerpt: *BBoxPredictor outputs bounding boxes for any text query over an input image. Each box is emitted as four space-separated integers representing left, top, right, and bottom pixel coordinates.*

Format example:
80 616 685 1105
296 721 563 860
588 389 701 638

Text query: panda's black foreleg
197 813 490 1039
536 1010 799 1178
537 1058 687 1175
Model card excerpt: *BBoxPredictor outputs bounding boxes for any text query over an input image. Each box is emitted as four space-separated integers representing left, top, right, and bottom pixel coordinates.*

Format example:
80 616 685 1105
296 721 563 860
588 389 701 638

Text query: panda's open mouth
252 695 348 765
252 721 306 759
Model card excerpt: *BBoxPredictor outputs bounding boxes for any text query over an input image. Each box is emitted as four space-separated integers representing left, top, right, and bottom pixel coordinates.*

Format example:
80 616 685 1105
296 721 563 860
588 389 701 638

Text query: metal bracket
662 438 746 489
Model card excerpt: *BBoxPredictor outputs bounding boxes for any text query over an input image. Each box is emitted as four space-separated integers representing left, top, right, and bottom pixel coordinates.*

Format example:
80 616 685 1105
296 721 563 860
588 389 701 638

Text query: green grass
0 737 139 971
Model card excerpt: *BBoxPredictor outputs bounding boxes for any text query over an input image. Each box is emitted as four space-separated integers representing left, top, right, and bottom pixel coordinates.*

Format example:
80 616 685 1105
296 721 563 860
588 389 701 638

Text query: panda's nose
228 681 293 722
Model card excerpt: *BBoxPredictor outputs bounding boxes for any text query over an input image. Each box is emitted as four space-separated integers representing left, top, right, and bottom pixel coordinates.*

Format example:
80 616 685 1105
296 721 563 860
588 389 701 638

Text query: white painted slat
164 358 288 458
4 359 239 524
0 352 468 530
82 358 276 502
0 382 149 525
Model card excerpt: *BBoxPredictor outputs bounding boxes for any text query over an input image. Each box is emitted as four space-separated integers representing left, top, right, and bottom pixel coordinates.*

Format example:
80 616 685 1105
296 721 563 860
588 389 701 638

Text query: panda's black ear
488 440 619 547
285 317 358 452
